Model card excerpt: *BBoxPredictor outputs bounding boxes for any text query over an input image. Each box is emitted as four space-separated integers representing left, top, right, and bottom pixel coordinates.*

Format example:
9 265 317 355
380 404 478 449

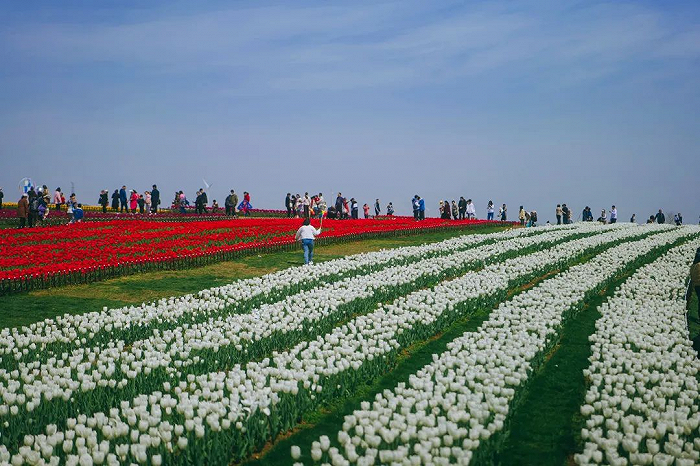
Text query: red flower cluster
0 217 505 293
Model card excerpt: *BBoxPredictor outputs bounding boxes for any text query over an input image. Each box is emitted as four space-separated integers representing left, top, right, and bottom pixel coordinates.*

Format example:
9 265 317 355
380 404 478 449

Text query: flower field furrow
299 227 697 466
575 241 700 466
0 225 548 358
0 225 687 465
0 225 605 441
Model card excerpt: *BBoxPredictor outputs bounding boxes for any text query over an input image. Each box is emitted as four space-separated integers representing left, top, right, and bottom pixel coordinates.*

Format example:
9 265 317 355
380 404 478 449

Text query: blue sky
1 0 699 221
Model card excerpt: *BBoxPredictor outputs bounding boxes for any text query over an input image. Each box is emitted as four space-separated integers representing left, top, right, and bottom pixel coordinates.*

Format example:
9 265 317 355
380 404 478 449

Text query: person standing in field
350 198 359 219
53 187 62 211
675 213 683 226
111 189 119 212
363 203 370 218
610 205 618 223
226 190 236 216
144 191 152 214
150 185 160 214
500 203 507 221
374 199 381 217
451 200 458 220
519 206 526 226
687 248 700 320
418 196 425 220
99 190 108 213
655 209 665 224
17 193 28 228
562 204 571 224
137 194 145 214
466 199 476 219
630 213 636 223
129 190 139 213
556 204 562 225
487 200 495 221
119 186 128 213
285 193 292 218
0 187 4 210
295 218 322 265
387 202 394 216
412 195 420 221
457 197 466 220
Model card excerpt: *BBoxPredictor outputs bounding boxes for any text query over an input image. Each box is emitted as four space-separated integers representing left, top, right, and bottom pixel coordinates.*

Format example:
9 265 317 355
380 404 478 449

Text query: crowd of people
4 181 693 230
11 185 86 228
284 193 396 220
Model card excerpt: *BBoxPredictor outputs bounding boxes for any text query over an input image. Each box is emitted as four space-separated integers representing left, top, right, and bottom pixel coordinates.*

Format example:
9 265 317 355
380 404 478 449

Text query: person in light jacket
466 199 476 220
487 200 495 221
295 218 322 264
53 188 62 211
144 191 152 214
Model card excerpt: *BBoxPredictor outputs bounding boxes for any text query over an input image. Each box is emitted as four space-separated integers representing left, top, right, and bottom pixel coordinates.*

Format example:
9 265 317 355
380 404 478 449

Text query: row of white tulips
575 240 700 466
301 227 698 466
0 225 679 464
0 225 552 358
0 224 610 432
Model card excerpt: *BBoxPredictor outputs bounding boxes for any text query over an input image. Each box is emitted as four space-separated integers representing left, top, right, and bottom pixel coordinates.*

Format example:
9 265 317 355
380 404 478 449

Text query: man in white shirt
466 199 476 219
295 218 322 264
610 205 617 224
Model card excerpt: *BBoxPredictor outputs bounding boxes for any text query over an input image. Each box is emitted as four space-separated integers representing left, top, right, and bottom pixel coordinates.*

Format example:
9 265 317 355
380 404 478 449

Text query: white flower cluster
0 226 549 357
0 224 678 465
301 227 697 465
575 239 700 466
0 225 604 420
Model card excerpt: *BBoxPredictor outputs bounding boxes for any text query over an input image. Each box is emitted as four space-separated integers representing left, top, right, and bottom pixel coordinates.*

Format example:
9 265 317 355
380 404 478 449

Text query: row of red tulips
0 217 512 294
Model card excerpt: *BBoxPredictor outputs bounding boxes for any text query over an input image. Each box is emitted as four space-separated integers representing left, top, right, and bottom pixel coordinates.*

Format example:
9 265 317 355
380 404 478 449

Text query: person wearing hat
687 248 700 321
17 193 29 228
150 184 160 214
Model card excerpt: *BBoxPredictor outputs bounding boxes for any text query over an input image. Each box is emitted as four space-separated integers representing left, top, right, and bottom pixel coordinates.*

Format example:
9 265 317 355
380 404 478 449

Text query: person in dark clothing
201 190 208 214
111 190 120 211
17 194 28 228
350 198 359 219
137 195 145 214
418 197 425 220
687 248 700 320
99 190 109 213
441 200 451 219
335 193 344 220
412 196 420 221
458 197 467 220
119 186 128 212
655 209 665 224
151 185 160 214
28 191 39 228
374 199 381 217
0 187 4 210
562 204 571 224
285 193 293 218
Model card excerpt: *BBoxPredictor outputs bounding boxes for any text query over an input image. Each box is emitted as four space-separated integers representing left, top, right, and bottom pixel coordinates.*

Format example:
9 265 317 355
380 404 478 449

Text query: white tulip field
0 223 698 465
